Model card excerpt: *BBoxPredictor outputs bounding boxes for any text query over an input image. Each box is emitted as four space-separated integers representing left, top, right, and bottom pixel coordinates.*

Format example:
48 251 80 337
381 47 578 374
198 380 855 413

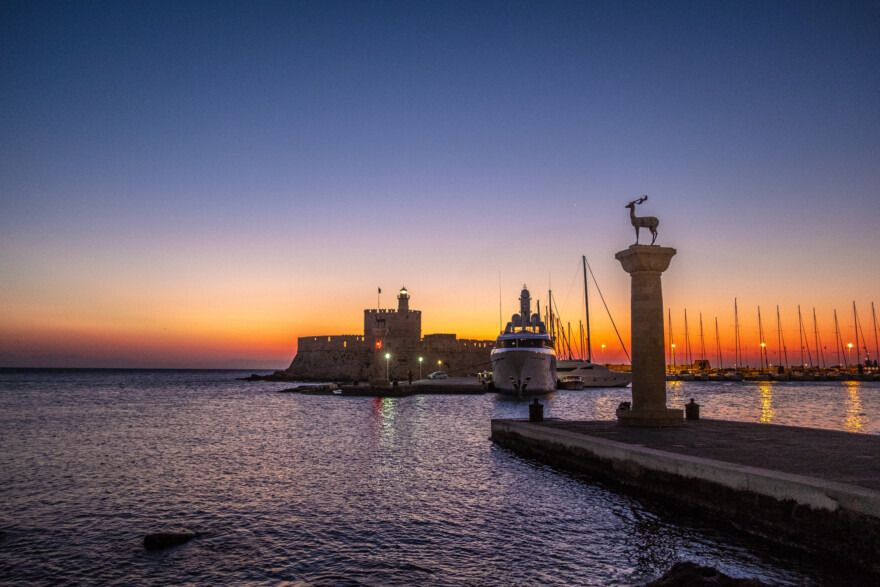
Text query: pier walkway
491 417 880 574
539 419 880 490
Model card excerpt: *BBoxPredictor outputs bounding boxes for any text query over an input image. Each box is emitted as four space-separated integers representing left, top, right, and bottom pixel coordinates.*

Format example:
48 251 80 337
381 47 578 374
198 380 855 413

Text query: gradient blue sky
2 1 879 367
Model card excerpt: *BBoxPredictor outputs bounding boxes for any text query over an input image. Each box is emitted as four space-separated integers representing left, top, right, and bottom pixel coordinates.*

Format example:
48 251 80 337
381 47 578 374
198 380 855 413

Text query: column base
616 408 684 427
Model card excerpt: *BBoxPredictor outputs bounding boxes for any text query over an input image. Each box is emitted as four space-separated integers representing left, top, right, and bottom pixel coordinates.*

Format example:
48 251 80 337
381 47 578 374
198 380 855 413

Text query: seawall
490 418 880 575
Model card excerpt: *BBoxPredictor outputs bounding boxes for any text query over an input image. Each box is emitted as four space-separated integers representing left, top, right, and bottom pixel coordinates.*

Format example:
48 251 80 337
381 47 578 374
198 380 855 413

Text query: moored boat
558 375 584 390
555 360 631 388
490 285 556 395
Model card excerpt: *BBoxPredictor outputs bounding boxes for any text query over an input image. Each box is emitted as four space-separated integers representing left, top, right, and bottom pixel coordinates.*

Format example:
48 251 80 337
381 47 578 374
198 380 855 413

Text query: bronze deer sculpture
625 195 659 245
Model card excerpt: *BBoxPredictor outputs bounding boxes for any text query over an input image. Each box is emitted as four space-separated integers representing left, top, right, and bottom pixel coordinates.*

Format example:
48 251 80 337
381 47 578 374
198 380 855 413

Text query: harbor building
287 287 495 381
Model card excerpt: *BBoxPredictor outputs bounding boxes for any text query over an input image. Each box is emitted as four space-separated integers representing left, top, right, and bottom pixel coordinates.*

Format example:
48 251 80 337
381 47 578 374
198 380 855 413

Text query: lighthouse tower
398 286 410 312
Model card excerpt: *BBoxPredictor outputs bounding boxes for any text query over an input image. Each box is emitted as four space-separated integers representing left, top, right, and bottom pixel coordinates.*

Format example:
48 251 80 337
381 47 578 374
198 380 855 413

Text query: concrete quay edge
490 419 880 518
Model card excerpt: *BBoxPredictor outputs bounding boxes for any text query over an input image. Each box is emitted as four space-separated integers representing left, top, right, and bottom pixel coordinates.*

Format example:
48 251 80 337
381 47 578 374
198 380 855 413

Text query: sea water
1 369 877 585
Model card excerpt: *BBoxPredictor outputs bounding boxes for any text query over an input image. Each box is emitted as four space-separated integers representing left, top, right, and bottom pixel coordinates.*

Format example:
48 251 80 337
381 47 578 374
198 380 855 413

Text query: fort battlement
298 335 366 351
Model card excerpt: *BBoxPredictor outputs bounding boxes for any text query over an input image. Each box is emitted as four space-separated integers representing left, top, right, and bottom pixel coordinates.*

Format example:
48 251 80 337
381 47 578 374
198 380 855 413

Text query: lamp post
847 343 853 370
760 342 766 373
418 357 423 379
671 343 676 373
438 359 442 374
385 353 390 380
601 344 606 364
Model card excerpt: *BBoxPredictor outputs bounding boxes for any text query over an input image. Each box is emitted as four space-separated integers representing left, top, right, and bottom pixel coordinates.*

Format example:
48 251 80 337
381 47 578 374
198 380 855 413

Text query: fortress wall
287 334 494 380
287 336 370 380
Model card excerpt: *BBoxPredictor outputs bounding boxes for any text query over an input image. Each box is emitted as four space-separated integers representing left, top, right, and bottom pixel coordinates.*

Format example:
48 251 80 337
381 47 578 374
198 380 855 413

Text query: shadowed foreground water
1 370 877 585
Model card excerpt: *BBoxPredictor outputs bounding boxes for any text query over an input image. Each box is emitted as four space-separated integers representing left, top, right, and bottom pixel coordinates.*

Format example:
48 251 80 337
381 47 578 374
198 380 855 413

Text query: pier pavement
491 417 880 574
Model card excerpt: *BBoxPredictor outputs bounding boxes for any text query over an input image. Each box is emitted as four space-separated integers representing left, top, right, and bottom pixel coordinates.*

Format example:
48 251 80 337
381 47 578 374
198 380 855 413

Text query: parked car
427 371 448 379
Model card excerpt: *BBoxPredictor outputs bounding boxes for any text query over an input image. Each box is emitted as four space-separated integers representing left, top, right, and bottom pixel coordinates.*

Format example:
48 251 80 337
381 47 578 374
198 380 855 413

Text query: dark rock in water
239 370 298 382
143 532 198 550
644 562 772 586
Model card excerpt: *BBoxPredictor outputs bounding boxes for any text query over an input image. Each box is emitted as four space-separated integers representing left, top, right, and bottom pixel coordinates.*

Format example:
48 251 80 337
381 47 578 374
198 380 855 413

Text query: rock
644 562 772 586
143 532 198 550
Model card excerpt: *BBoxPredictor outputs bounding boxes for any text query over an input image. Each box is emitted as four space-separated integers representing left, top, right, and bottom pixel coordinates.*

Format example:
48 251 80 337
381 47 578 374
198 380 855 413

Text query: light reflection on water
680 379 879 433
758 383 774 423
0 369 877 586
844 381 863 433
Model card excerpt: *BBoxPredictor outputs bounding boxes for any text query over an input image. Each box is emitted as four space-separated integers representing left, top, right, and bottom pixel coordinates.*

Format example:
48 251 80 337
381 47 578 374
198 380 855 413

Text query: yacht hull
490 348 556 395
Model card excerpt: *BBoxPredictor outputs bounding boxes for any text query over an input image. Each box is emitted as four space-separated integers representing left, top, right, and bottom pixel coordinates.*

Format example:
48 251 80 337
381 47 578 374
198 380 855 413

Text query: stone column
615 245 683 427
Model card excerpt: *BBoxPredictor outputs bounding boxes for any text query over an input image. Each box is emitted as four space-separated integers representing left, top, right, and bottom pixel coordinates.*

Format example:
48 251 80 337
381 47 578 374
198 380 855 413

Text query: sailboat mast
684 309 692 367
758 306 766 372
873 302 879 369
798 305 805 368
715 315 723 370
699 313 706 361
854 301 869 366
834 309 843 367
582 255 591 362
776 305 783 369
734 298 741 370
854 301 859 366
813 308 825 368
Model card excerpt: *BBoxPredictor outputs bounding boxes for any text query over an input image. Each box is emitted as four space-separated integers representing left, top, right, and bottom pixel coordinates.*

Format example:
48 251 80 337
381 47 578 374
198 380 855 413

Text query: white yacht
490 285 556 395
555 359 631 388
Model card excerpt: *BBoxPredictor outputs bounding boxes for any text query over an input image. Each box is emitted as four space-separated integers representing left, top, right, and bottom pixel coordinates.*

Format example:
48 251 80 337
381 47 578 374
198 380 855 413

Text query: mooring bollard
685 398 700 420
529 398 544 422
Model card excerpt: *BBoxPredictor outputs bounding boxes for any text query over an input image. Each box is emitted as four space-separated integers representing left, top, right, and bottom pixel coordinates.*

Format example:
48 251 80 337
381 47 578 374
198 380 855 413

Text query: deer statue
625 195 659 245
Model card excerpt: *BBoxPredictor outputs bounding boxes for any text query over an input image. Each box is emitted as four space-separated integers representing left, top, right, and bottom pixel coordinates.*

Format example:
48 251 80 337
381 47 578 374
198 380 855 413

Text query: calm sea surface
1 369 878 586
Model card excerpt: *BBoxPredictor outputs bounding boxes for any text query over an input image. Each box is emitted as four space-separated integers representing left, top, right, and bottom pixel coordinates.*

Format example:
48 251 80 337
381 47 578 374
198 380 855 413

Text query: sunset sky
2 1 879 368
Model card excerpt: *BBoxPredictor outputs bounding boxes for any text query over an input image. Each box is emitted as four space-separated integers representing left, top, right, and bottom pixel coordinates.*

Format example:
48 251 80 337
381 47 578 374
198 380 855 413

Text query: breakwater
491 418 880 575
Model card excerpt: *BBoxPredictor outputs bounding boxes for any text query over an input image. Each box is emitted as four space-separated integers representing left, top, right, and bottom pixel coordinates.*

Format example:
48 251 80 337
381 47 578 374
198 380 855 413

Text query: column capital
615 245 677 274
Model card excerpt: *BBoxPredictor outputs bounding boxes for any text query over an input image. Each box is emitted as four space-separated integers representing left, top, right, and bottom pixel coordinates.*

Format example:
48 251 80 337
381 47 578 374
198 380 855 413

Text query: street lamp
601 344 606 365
671 344 676 372
438 359 442 373
418 357 423 379
847 343 853 369
760 342 766 373
385 352 391 380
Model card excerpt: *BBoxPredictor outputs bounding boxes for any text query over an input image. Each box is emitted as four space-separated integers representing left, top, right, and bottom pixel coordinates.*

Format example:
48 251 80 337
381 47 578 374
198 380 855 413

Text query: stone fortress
287 287 495 381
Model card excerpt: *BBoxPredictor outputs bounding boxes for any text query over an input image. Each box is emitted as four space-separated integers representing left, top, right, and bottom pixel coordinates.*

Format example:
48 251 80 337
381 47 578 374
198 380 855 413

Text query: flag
378 287 381 294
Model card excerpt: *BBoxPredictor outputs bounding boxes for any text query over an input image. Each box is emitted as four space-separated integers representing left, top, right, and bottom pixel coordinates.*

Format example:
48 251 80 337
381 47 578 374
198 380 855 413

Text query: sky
1 0 879 369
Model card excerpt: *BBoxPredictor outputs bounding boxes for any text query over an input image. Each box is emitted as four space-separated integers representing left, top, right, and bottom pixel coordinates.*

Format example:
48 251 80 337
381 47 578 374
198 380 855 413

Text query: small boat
490 285 556 395
558 375 584 390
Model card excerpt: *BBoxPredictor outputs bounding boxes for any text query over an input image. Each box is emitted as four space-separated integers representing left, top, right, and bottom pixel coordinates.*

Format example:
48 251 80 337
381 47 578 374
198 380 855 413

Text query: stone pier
615 245 682 427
